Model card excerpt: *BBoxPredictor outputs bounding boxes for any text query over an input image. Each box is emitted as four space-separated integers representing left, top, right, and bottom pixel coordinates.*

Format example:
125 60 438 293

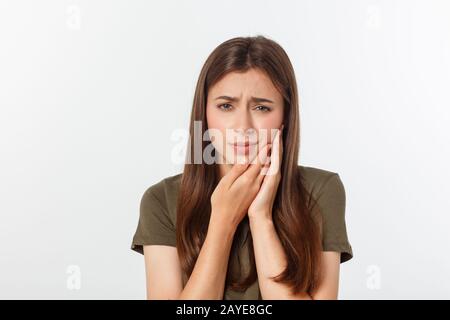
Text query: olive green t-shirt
131 165 353 299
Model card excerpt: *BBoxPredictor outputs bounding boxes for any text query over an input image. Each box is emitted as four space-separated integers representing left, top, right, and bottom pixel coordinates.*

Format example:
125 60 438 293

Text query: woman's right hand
209 143 272 230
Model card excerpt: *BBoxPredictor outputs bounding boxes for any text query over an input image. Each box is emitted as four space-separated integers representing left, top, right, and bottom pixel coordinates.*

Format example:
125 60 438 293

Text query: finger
260 161 271 176
257 161 271 184
268 129 281 176
279 125 284 161
221 161 250 189
241 143 271 181
246 141 260 165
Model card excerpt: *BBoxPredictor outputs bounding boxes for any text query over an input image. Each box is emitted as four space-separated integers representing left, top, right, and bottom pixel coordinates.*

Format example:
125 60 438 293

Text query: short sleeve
314 174 353 263
131 186 177 255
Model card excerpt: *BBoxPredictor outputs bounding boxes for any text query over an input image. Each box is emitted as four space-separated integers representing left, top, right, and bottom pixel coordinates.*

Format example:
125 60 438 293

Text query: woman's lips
232 142 255 146
228 142 257 155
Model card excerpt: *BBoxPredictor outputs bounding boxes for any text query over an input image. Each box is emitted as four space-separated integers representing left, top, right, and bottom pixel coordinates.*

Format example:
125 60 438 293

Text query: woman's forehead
208 69 282 102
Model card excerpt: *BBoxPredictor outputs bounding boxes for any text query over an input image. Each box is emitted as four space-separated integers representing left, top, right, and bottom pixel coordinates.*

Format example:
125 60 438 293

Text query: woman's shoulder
144 167 341 193
298 165 342 195
140 173 183 223
132 173 182 253
145 167 342 197
143 173 182 198
141 166 343 211
299 165 352 262
298 165 346 212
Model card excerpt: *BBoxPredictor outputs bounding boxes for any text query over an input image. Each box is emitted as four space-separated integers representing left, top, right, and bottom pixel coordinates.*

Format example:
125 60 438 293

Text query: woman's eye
255 105 271 112
217 104 271 112
218 103 233 111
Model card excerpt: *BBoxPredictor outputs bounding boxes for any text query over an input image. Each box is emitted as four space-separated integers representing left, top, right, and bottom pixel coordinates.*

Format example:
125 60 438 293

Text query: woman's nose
233 110 254 133
233 127 257 142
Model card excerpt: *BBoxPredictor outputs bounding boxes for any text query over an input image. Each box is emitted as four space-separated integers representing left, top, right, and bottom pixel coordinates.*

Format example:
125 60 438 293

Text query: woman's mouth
228 142 257 155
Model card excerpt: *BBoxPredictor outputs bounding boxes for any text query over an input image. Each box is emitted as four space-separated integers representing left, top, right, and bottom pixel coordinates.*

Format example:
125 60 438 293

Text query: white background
1 0 449 299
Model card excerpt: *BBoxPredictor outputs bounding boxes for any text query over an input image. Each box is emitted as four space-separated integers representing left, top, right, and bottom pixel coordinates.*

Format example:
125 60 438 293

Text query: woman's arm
249 216 341 300
144 146 271 300
143 245 183 299
143 219 236 300
178 220 236 299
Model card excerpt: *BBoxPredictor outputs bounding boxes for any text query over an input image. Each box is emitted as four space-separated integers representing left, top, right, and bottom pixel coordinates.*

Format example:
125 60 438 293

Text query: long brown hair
176 35 323 295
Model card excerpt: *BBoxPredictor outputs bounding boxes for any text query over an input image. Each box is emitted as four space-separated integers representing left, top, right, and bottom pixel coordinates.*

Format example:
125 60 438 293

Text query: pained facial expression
206 68 284 164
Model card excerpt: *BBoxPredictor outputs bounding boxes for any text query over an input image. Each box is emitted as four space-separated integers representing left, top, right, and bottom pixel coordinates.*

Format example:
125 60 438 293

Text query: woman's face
206 68 284 164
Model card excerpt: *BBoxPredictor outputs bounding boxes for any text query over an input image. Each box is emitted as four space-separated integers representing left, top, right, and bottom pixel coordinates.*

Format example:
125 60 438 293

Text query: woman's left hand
248 124 284 221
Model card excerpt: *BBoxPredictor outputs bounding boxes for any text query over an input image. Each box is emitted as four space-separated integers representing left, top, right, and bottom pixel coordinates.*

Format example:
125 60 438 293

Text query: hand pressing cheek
206 68 284 174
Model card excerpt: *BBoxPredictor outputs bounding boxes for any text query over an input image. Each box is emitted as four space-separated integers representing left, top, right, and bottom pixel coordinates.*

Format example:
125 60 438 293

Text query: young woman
131 35 353 300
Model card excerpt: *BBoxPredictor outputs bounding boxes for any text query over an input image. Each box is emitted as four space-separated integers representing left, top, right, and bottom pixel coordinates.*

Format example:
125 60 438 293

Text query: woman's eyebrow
214 95 274 104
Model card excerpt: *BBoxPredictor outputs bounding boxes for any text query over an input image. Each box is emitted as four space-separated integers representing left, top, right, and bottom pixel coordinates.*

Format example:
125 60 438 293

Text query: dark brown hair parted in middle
176 35 323 295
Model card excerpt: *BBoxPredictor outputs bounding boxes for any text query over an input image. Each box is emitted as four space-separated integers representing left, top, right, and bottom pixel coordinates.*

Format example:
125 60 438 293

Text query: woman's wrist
208 213 238 239
248 211 273 224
